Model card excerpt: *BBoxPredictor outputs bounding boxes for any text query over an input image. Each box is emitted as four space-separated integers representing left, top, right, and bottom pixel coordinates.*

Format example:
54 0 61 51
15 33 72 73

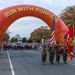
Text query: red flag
50 20 55 47
66 24 74 60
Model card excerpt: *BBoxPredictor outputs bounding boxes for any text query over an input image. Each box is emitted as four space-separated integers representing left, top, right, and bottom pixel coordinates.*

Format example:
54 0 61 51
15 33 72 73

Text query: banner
66 24 74 60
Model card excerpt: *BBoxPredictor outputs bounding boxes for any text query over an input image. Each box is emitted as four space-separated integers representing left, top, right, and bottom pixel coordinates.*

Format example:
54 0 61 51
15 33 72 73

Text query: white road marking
68 63 75 66
7 50 15 75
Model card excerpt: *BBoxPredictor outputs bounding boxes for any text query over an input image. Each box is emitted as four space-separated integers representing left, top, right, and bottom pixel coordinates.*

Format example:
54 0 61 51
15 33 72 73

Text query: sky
0 0 75 38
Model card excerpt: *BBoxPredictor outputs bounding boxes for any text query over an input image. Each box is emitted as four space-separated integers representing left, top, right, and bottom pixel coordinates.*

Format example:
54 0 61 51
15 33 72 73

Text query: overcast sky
0 0 75 38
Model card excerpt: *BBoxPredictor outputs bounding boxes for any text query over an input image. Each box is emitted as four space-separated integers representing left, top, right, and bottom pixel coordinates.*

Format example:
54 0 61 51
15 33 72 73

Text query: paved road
0 50 75 75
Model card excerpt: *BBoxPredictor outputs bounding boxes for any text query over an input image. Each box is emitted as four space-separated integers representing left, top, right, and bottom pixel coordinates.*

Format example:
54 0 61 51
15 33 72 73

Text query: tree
10 37 17 43
30 26 51 42
22 37 26 43
27 38 33 43
3 33 10 42
59 6 75 28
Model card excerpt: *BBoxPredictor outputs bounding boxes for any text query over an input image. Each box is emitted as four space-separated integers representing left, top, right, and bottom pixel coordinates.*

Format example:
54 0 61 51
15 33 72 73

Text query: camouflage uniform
42 44 47 65
55 41 60 64
62 44 67 64
49 45 55 64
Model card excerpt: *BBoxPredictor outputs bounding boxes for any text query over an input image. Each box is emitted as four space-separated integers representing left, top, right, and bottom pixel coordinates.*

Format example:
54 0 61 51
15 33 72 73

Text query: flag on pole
50 20 55 47
66 24 74 60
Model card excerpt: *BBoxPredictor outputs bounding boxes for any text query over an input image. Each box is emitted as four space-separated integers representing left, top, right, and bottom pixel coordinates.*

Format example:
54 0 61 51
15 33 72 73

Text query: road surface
0 50 75 75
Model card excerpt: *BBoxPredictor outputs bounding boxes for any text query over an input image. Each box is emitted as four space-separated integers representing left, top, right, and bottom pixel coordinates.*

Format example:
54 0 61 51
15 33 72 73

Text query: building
15 34 21 41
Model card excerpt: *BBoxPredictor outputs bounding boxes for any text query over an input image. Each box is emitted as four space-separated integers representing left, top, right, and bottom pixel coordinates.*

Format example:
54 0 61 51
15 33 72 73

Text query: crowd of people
3 42 40 50
41 40 67 65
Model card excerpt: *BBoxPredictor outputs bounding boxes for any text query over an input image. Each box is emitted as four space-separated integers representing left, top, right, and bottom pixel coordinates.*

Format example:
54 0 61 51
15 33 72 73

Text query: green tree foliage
59 6 75 28
30 26 51 42
27 38 33 43
3 33 10 41
22 37 26 43
10 37 17 43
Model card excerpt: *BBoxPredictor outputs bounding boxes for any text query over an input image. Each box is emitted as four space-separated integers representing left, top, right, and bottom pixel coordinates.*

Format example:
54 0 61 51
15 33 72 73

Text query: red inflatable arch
0 5 68 45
